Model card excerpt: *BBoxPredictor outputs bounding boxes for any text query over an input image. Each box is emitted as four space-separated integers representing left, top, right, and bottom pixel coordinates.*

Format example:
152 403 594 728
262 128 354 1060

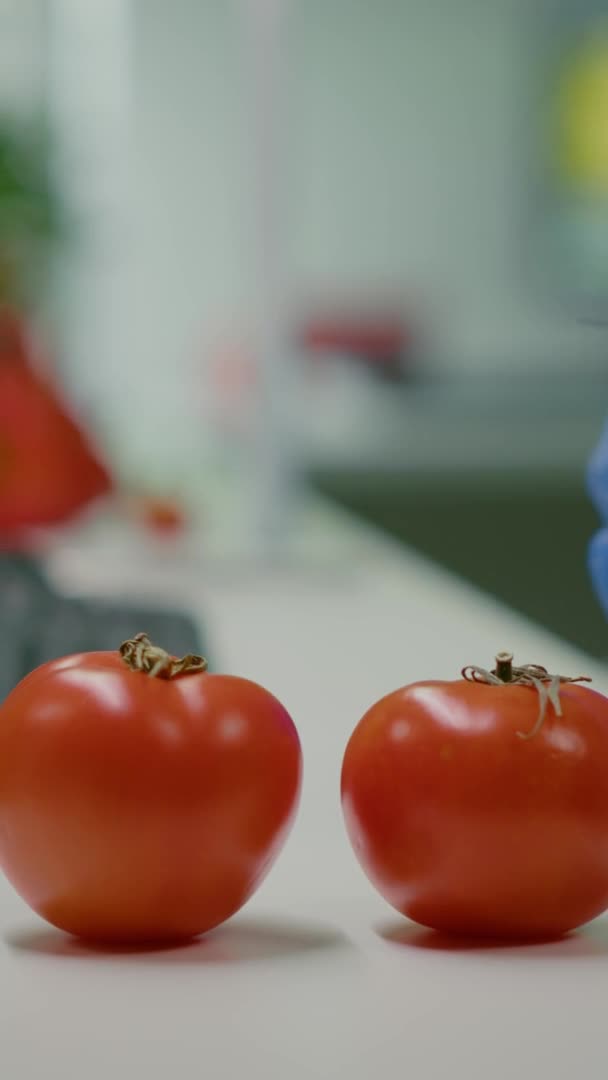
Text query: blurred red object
0 308 111 545
299 312 414 376
132 495 187 538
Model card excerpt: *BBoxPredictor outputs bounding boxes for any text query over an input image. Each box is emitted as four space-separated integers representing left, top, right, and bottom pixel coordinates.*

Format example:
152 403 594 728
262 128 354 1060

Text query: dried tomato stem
494 651 513 682
461 653 591 739
119 632 207 679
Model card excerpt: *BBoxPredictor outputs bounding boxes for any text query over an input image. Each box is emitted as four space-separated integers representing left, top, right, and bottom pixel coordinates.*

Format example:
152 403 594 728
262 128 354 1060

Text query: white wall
0 0 45 115
44 0 608 478
123 0 604 378
286 0 605 368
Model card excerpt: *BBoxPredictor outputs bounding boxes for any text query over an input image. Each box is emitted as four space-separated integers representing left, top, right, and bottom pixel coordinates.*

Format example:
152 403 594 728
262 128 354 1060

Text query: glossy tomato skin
342 679 608 938
0 652 301 942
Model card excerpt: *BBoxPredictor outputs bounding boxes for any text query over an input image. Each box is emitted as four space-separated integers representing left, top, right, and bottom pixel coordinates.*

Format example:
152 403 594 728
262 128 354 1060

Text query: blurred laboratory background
1 0 608 672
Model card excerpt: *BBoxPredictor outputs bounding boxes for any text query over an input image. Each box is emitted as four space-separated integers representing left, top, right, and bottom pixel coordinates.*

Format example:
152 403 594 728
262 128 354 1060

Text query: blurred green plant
0 118 60 306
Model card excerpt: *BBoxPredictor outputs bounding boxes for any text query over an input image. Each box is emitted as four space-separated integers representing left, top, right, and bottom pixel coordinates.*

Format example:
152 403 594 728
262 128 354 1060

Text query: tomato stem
494 651 514 682
119 632 208 679
461 654 591 739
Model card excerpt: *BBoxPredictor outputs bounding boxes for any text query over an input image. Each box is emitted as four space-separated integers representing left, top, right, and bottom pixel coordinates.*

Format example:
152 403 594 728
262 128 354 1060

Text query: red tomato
0 634 301 942
341 653 608 939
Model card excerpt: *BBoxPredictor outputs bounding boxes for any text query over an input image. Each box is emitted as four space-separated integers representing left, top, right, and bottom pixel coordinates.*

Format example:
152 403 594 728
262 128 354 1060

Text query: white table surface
3 499 608 1080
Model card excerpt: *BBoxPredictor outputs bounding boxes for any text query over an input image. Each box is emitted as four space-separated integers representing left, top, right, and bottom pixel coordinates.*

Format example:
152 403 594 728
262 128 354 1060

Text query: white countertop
2 499 608 1080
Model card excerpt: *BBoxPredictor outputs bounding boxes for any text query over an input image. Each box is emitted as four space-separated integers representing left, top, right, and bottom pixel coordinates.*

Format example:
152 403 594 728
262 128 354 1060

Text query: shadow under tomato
376 917 608 958
4 915 349 965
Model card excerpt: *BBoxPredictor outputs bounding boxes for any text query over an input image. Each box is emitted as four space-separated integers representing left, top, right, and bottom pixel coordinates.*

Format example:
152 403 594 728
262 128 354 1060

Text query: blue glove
587 419 608 618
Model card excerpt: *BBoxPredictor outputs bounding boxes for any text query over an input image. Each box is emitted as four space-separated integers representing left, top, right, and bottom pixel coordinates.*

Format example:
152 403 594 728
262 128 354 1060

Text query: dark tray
0 554 206 702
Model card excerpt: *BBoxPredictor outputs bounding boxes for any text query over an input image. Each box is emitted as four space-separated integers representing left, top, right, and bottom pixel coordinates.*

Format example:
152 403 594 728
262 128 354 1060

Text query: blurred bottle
539 4 608 317
0 307 111 548
0 118 111 549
